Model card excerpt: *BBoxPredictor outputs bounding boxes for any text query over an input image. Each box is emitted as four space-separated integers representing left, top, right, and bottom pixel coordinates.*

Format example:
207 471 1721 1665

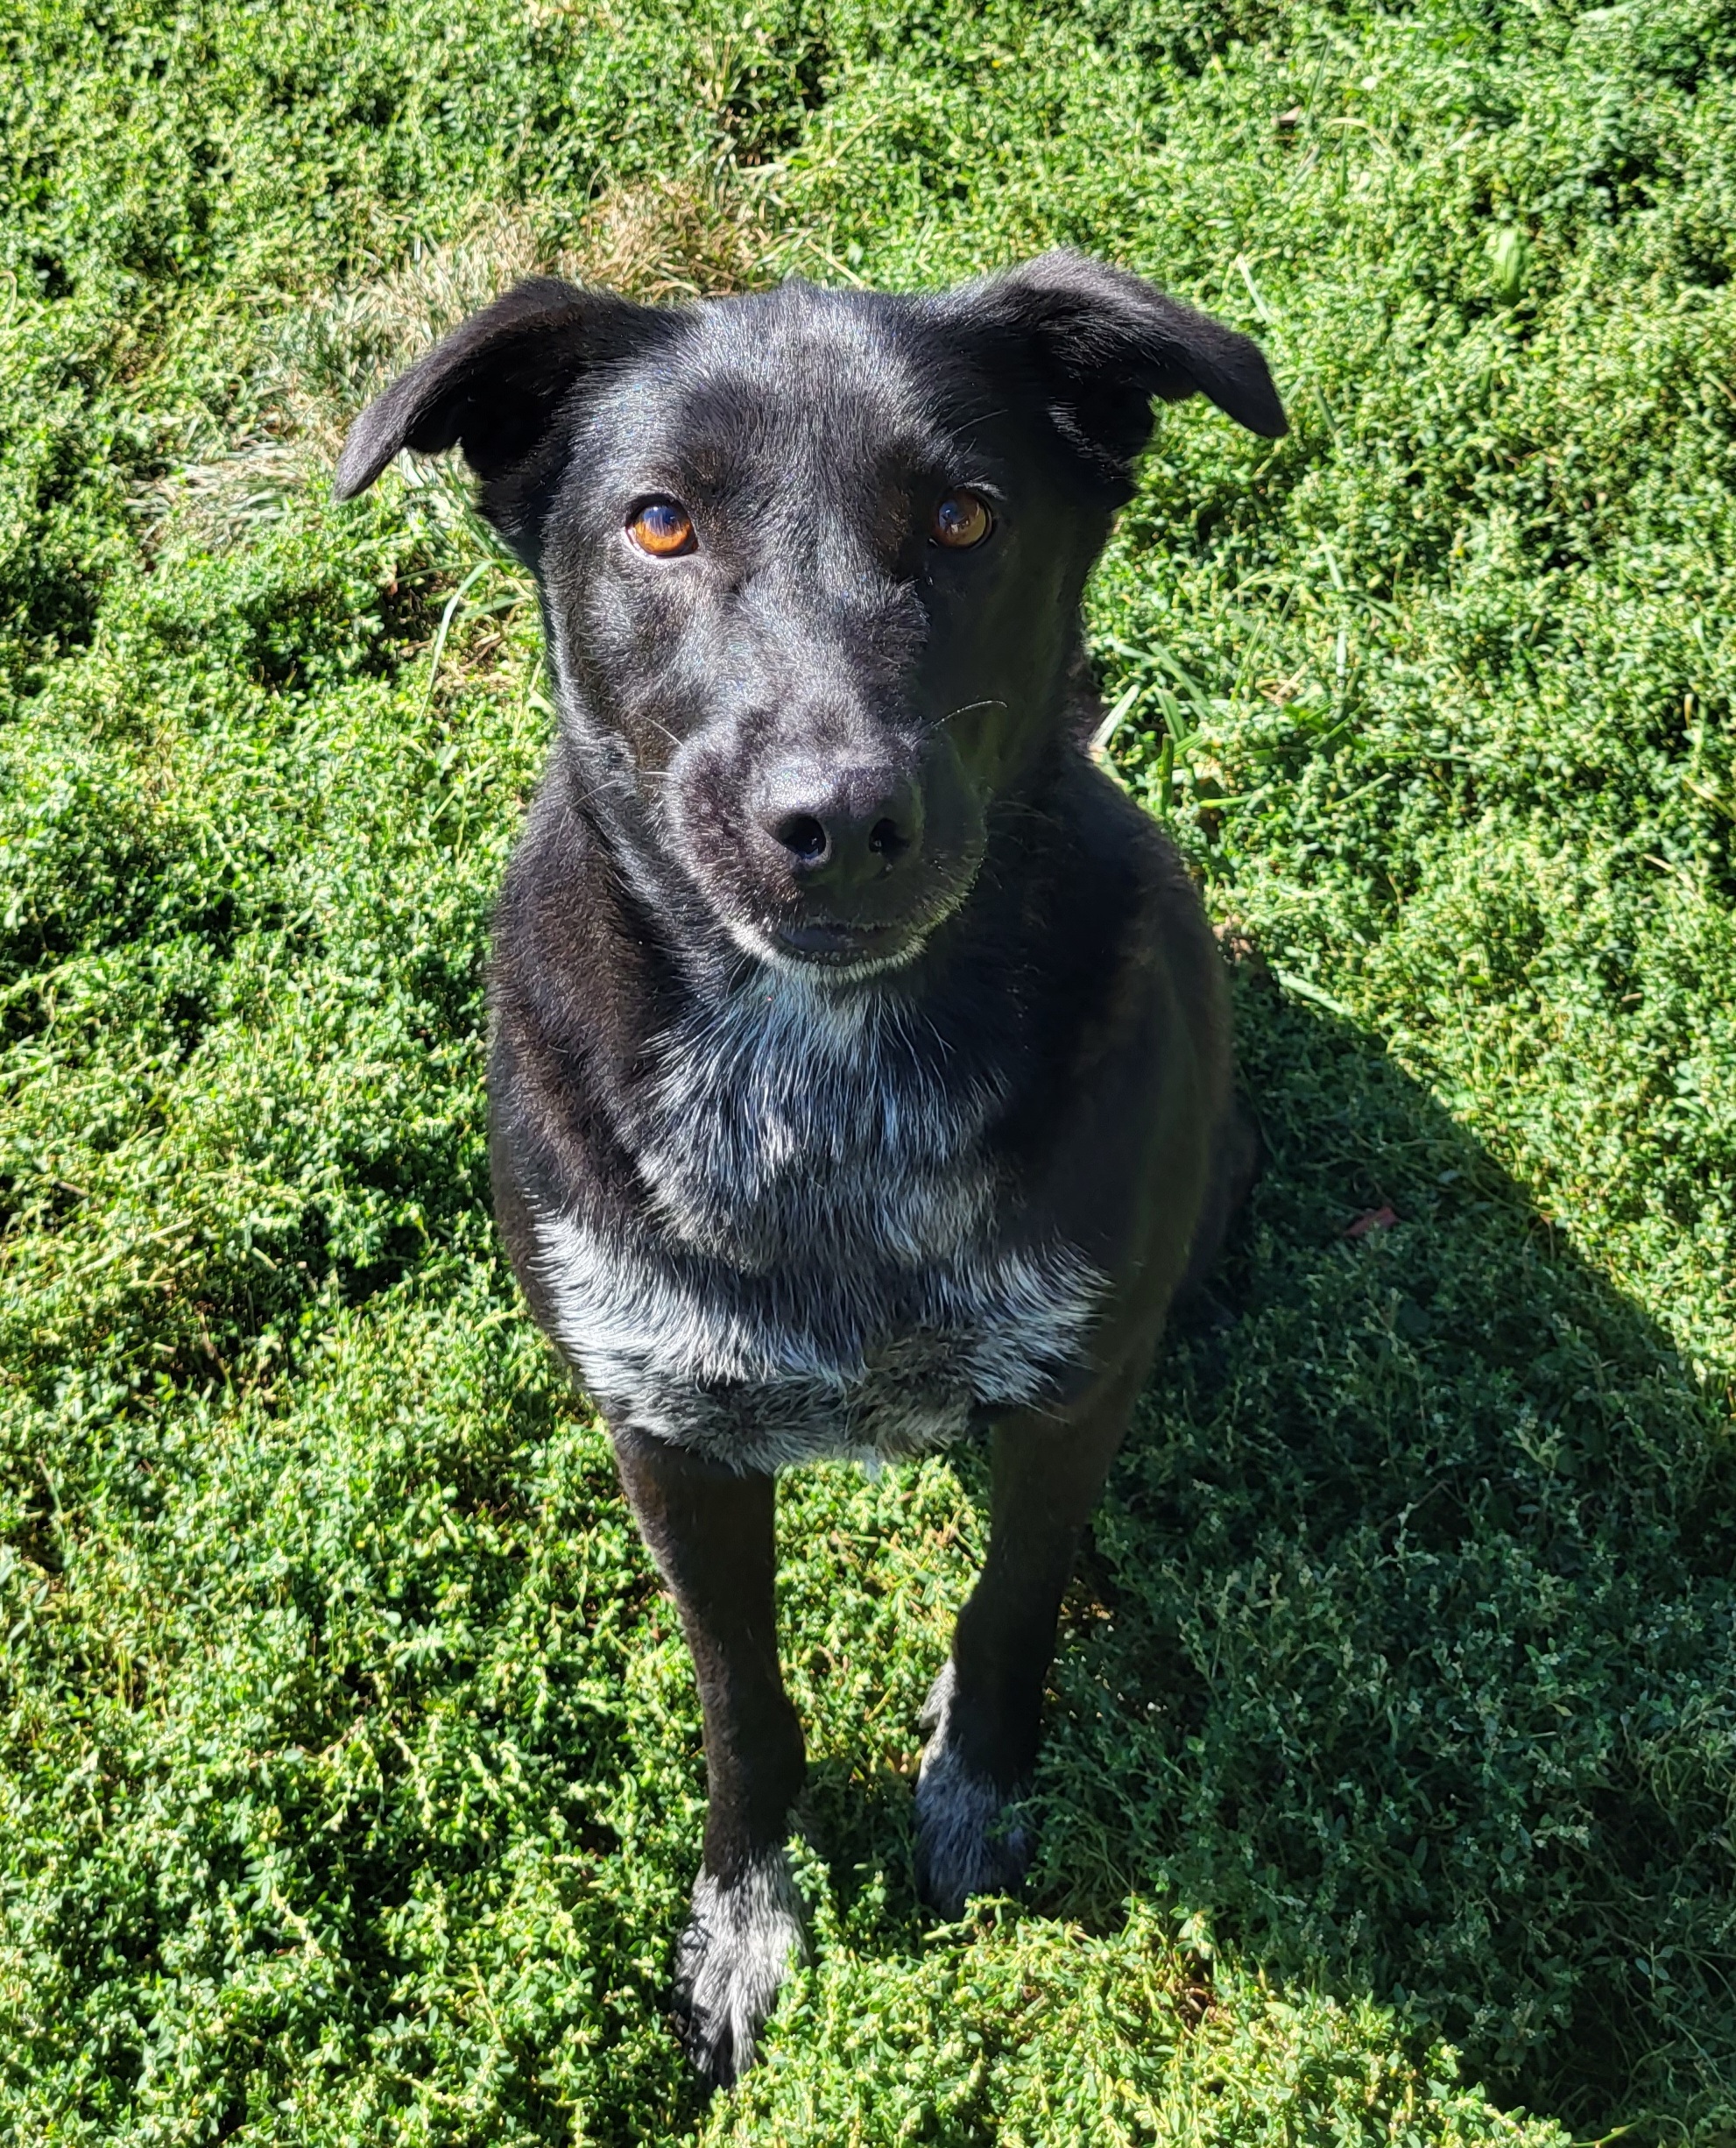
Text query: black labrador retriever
335 250 1284 2086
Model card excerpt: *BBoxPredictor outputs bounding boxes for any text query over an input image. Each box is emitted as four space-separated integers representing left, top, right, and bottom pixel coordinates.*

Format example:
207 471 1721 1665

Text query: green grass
3 0 1735 2138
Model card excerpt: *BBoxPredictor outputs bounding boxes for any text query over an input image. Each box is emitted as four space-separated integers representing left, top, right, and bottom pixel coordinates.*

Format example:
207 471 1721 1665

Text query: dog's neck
620 964 1002 1270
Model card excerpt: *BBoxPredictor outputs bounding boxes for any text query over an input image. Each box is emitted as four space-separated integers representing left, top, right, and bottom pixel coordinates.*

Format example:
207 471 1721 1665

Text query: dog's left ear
334 274 672 505
939 249 1287 492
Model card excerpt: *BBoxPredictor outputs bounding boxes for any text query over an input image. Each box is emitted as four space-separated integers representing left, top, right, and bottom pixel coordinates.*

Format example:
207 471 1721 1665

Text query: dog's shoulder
488 753 679 1230
972 753 1231 1308
493 751 642 1042
984 752 1225 1096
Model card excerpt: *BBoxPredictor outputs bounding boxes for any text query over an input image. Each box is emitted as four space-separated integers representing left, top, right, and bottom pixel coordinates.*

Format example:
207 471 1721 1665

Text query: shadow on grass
989 972 1736 2141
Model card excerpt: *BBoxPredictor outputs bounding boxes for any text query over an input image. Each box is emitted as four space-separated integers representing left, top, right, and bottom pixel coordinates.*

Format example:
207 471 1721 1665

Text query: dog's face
337 254 1283 981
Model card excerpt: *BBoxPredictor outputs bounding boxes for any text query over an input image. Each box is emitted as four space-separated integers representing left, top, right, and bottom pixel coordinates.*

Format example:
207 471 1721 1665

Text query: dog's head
337 251 1283 983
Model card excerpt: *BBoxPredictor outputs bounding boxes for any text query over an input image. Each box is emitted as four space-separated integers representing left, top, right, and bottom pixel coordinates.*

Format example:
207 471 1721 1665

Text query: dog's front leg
916 1364 1144 1917
610 1427 807 2087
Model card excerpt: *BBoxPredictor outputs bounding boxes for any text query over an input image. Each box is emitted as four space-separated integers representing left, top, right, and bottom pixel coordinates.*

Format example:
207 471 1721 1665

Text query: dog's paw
672 1848 807 2088
914 1662 1033 1918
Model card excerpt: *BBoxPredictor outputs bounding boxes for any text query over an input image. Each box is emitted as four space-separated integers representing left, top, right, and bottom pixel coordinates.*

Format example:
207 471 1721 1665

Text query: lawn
3 0 1734 2140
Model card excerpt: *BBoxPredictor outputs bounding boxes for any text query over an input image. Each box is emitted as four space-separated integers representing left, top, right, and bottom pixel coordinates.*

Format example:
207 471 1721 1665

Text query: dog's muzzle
666 724 987 980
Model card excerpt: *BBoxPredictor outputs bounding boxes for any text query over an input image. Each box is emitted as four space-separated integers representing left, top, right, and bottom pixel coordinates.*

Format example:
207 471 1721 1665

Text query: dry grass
148 171 814 552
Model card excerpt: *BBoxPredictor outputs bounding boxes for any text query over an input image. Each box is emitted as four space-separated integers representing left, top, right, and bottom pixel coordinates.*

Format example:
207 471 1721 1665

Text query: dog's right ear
936 250 1286 500
334 275 669 504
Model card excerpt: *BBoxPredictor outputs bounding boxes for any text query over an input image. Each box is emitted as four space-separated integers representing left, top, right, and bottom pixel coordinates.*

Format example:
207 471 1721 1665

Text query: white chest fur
530 973 1104 1471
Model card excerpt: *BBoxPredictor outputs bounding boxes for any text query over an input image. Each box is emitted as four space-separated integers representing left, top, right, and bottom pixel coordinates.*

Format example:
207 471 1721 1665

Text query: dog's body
337 253 1282 2085
492 746 1225 1473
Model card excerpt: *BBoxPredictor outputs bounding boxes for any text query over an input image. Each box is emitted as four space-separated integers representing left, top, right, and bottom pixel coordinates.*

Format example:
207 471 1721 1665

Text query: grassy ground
4 0 1735 2139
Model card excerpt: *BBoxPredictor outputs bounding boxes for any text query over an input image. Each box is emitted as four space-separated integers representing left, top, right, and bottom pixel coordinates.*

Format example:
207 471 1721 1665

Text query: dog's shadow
808 972 1736 2138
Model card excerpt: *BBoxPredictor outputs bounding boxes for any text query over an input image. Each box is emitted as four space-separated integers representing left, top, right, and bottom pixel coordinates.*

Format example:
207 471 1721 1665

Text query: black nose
758 764 924 901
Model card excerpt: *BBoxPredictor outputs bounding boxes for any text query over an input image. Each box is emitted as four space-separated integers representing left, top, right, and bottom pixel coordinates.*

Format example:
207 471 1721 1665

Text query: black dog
336 250 1284 2086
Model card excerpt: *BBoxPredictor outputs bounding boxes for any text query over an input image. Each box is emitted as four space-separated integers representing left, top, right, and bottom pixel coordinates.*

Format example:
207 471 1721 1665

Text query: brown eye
931 489 992 550
628 498 695 556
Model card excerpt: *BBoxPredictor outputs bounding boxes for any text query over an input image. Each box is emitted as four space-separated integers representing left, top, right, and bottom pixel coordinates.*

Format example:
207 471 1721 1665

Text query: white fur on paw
673 1848 807 2087
915 1661 1032 1918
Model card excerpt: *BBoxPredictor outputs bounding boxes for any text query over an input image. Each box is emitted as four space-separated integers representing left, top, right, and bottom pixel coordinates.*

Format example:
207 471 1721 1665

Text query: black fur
338 249 1283 2087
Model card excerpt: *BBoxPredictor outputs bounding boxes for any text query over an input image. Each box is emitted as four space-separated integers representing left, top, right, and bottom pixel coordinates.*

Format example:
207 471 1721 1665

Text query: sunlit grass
3 0 1734 2138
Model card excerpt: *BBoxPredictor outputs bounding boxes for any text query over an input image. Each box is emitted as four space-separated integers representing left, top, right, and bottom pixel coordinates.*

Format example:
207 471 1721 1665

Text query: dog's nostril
774 813 829 863
867 817 910 860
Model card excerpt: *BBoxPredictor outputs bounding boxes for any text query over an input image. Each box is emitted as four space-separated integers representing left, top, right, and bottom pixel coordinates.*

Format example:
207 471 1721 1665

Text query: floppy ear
333 275 671 504
939 249 1286 492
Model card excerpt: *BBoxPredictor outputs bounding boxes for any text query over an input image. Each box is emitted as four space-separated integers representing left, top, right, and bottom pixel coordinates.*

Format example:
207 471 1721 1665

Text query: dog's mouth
716 902 956 984
775 919 907 964
745 915 928 984
751 846 985 982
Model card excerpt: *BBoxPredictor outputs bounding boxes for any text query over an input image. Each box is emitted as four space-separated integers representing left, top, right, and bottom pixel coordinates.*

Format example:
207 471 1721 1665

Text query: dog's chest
531 979 1103 1470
